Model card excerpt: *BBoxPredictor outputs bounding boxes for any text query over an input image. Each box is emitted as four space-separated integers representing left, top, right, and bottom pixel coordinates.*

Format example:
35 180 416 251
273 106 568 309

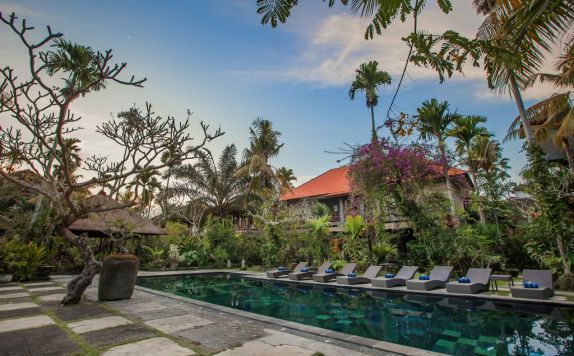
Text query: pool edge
135 283 446 356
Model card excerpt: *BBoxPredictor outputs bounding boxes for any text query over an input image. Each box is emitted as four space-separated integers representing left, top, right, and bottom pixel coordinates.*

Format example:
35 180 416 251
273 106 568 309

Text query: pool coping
137 270 574 308
135 283 445 356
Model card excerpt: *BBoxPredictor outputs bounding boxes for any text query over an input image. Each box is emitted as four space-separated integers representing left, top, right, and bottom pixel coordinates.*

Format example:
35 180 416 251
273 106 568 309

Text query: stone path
0 276 389 355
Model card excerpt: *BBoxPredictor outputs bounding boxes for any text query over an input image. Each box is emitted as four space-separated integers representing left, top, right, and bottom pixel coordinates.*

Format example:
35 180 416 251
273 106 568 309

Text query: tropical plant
7 240 48 281
127 169 162 218
304 214 331 265
235 119 289 197
449 115 491 223
415 99 458 215
170 145 246 217
341 215 367 262
277 167 296 189
349 61 392 142
521 144 574 289
142 246 165 269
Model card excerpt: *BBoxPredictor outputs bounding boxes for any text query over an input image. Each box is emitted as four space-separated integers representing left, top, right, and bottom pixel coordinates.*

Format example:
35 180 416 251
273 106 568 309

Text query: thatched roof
69 193 167 236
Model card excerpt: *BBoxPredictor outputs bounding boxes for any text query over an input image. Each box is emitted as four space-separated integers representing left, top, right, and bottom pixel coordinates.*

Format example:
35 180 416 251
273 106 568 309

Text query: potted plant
98 254 139 301
168 244 184 270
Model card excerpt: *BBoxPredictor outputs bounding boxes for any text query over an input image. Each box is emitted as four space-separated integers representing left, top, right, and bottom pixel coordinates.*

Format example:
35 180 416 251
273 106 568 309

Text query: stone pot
98 254 139 301
170 261 179 271
0 274 13 284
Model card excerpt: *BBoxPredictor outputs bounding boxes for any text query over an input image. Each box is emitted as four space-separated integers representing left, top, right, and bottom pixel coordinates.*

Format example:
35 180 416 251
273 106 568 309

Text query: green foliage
142 246 165 269
203 217 235 252
520 143 574 289
311 203 330 218
4 240 48 281
342 215 368 263
302 215 331 265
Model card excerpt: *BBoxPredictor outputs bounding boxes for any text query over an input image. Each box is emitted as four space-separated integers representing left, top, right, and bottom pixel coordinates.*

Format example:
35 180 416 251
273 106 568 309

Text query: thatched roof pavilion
69 192 166 237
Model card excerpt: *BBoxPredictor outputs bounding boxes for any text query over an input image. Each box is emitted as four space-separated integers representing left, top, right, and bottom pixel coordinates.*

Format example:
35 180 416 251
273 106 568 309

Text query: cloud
0 4 39 17
240 2 565 102
241 2 484 87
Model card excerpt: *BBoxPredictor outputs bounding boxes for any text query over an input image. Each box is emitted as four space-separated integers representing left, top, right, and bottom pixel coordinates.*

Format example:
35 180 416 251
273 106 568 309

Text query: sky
0 1 568 185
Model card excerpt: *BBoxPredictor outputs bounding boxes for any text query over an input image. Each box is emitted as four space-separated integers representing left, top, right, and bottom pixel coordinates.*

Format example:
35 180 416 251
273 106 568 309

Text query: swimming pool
136 273 574 355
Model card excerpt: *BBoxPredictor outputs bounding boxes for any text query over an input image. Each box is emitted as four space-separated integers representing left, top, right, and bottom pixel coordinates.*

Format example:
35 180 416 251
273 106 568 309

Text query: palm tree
473 0 573 145
235 119 288 197
171 145 246 217
127 169 162 218
415 98 458 216
449 115 491 223
505 93 574 170
277 167 296 190
349 61 392 142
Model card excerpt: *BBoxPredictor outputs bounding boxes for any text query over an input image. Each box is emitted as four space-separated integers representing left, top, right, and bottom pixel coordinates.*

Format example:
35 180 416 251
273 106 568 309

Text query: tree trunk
59 227 101 305
440 142 457 218
370 105 377 142
563 138 574 172
469 165 487 225
509 77 535 144
556 234 574 289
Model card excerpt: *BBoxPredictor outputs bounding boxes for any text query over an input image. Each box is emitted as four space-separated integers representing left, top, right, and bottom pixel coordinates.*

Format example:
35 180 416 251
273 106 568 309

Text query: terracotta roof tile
280 165 467 201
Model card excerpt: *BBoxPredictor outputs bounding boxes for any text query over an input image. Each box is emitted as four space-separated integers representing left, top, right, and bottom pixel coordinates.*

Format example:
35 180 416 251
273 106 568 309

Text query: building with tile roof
280 165 473 231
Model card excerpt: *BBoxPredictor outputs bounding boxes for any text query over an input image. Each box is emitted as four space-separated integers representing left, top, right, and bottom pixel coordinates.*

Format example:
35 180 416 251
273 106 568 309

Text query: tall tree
170 144 246 217
415 99 457 216
449 115 491 223
235 119 289 197
277 166 296 190
349 61 392 142
0 13 223 304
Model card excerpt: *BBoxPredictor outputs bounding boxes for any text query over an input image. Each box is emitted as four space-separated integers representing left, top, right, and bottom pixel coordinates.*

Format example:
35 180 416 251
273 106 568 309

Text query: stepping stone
0 302 38 311
0 293 28 299
28 286 64 292
23 282 55 286
82 324 155 347
68 316 132 334
38 293 65 302
0 286 22 291
145 314 213 334
53 303 113 322
0 315 54 333
103 337 194 356
0 324 80 355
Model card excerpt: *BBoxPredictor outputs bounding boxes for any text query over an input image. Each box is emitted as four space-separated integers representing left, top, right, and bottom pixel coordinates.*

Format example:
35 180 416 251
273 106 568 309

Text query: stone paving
0 275 393 356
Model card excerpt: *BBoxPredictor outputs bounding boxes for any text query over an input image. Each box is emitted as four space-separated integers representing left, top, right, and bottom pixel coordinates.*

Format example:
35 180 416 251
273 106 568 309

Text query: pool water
136 274 574 355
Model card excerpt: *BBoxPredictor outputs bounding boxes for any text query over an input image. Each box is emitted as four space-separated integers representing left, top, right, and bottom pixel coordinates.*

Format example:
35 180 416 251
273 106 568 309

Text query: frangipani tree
0 13 223 304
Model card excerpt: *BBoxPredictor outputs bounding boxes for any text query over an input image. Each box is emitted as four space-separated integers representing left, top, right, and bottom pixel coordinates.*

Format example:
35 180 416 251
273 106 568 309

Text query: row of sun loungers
266 262 555 300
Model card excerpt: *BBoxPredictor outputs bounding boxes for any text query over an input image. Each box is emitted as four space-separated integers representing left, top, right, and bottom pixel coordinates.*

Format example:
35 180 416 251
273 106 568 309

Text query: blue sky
0 1 565 183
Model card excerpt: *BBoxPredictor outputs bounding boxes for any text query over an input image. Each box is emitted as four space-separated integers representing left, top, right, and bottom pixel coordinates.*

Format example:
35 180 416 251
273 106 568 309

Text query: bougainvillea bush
348 139 437 196
348 138 451 231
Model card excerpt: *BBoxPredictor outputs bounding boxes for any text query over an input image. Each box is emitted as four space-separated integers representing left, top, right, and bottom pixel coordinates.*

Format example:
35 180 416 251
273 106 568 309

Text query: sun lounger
406 266 453 291
510 269 554 300
446 268 492 294
266 262 307 278
336 265 382 285
313 263 357 282
289 261 332 280
371 266 418 288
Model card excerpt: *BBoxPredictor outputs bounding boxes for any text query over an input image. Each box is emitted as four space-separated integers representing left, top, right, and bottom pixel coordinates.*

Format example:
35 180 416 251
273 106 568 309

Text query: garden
0 0 573 308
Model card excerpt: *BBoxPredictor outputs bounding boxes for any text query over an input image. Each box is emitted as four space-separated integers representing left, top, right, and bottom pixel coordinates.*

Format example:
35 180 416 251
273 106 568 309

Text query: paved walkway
0 276 391 356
